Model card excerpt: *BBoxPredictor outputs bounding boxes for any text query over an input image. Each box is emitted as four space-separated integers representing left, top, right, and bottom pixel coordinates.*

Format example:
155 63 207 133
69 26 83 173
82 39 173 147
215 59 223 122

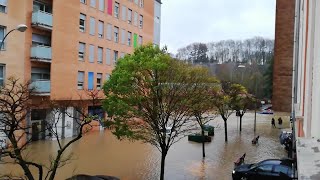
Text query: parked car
260 105 274 114
280 130 292 145
232 159 295 180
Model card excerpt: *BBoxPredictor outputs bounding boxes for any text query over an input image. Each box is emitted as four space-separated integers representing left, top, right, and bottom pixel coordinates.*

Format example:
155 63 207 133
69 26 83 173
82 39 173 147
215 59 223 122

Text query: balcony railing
31 45 52 62
30 80 51 94
32 10 53 30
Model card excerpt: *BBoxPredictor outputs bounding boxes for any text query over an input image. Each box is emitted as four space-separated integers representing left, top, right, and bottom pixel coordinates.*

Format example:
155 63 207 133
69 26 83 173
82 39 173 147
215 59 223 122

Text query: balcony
30 80 50 95
32 10 53 31
31 46 52 62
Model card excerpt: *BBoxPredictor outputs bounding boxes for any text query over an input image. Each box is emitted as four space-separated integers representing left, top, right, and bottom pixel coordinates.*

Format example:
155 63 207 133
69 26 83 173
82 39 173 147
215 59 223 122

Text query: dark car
232 159 295 180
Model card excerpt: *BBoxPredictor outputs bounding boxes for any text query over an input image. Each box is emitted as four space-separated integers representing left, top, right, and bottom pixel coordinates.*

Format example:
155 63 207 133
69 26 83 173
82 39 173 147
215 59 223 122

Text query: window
256 165 273 172
98 20 104 38
139 0 144 8
120 52 125 58
78 71 84 90
80 0 86 4
106 73 110 80
106 48 111 65
96 73 102 89
32 34 51 46
98 47 103 63
121 5 126 21
106 23 112 40
88 72 94 90
89 45 94 63
33 2 52 13
139 15 143 28
79 13 86 32
0 26 6 50
127 9 132 24
0 0 7 13
98 0 104 11
79 42 86 61
134 0 138 5
114 2 119 18
31 68 50 81
90 17 95 35
273 165 289 174
127 31 132 46
0 65 5 86
138 36 143 45
121 29 126 44
114 51 118 64
114 26 119 43
133 11 138 26
90 0 96 7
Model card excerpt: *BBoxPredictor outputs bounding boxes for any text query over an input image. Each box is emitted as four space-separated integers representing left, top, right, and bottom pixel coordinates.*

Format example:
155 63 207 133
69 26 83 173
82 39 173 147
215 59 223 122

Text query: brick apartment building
0 0 161 144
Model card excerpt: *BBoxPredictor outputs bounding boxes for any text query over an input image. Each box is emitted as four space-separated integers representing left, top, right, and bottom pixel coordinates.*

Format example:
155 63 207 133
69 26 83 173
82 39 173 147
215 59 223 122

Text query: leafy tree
103 44 210 180
263 56 274 99
229 84 253 132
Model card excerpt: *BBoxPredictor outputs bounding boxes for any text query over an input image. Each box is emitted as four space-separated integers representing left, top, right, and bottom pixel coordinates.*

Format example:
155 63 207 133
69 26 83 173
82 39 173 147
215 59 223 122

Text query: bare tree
0 77 101 180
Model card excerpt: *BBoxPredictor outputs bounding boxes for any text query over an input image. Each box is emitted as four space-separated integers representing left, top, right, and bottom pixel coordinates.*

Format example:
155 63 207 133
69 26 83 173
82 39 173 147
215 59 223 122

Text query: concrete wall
272 0 295 112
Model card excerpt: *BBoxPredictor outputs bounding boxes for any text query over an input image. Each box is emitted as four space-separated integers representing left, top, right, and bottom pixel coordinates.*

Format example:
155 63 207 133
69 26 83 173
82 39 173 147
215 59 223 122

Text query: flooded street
0 113 289 180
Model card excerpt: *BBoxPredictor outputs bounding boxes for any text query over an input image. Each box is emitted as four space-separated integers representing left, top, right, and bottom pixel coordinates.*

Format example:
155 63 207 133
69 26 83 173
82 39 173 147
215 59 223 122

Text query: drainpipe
292 0 301 174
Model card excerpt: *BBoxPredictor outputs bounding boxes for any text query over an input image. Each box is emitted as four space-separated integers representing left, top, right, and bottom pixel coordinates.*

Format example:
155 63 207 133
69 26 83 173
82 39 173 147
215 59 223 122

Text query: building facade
272 0 295 112
0 0 161 143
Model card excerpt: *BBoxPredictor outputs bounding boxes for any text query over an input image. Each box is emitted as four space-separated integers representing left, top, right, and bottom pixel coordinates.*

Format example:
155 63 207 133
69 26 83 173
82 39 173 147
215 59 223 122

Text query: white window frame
127 9 132 24
79 42 86 61
114 2 119 18
96 73 102 89
139 14 143 29
0 0 8 13
98 20 104 38
79 13 86 32
98 47 103 64
90 0 96 8
78 71 85 90
114 26 119 43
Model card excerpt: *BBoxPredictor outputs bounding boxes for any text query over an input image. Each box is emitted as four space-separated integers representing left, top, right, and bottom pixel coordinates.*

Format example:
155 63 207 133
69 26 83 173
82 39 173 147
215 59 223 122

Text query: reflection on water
0 113 289 180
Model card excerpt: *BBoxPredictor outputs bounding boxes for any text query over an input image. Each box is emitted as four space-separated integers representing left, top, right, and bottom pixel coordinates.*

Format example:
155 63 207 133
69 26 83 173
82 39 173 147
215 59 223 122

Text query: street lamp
0 24 27 50
231 64 246 83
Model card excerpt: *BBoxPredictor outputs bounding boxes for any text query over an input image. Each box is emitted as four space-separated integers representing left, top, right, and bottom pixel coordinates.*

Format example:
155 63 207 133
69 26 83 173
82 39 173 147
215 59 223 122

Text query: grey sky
160 0 276 54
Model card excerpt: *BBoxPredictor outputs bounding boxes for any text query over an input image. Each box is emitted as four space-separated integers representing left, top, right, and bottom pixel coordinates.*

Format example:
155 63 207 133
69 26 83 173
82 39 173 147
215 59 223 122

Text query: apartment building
0 0 161 143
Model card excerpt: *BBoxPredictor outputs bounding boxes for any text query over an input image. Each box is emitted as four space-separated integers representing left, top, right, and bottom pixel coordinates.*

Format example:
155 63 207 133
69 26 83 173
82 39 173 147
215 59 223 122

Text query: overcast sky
160 0 276 54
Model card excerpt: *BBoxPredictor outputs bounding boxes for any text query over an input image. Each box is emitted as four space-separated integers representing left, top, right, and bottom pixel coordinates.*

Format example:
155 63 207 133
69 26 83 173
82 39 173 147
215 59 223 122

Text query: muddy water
0 113 289 180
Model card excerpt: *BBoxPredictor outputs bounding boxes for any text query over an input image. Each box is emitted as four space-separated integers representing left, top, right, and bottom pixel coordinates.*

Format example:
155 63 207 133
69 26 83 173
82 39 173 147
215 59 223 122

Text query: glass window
106 73 110 80
139 0 143 8
114 26 119 43
89 45 94 63
120 52 125 58
32 34 51 46
90 0 96 7
121 5 126 21
121 29 126 44
127 31 132 46
106 48 111 65
90 17 95 35
114 50 118 64
139 36 143 45
79 42 85 61
0 0 7 13
139 15 143 28
0 64 5 86
0 26 6 50
78 71 84 90
134 11 138 26
96 73 102 89
127 9 132 24
256 165 273 172
80 0 86 4
80 13 86 32
98 47 103 63
98 20 104 38
114 2 119 18
33 2 52 13
106 23 112 40
98 0 104 11
273 165 289 174
134 0 138 5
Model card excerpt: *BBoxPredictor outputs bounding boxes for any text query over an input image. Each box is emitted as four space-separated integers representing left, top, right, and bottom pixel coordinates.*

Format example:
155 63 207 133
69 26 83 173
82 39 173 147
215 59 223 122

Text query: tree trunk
160 151 167 180
201 128 205 158
224 120 228 142
239 115 243 132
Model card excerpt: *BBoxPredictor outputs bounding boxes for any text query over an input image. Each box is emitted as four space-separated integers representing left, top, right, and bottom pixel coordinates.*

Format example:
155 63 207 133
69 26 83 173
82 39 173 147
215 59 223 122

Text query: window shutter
106 23 112 40
107 0 112 15
121 5 126 21
106 48 111 65
90 17 95 35
88 72 94 90
89 45 94 62
121 29 126 44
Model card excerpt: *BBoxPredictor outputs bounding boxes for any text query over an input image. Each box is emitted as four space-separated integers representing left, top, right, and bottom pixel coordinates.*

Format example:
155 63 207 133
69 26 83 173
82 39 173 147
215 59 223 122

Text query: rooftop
296 138 320 180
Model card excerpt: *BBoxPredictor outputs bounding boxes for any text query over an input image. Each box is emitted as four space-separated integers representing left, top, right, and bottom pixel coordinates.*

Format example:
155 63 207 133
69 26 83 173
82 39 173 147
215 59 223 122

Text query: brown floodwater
0 113 289 180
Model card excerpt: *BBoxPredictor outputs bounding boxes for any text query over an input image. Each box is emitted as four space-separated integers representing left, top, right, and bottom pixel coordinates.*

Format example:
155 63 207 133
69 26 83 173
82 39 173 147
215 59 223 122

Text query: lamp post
0 24 27 51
